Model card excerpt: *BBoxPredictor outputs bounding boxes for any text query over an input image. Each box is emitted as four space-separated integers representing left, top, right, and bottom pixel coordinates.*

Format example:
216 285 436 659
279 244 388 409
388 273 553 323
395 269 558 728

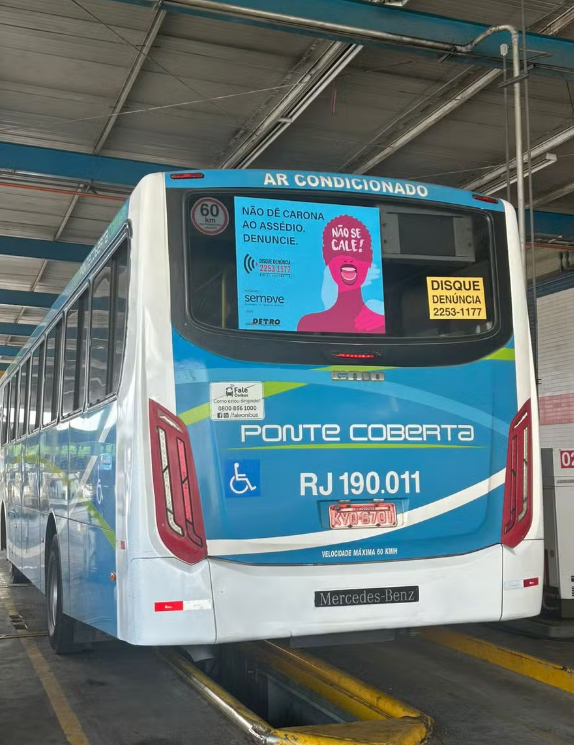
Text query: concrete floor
2 548 573 745
0 552 247 745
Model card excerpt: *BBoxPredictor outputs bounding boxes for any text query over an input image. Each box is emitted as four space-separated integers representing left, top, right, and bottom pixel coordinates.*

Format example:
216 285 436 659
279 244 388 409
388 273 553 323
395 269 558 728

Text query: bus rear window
187 192 497 341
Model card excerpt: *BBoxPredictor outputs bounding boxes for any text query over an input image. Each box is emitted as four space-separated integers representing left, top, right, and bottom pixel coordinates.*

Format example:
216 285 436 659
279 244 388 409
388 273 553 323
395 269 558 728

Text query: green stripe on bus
177 348 513 429
180 402 210 426
80 502 115 548
482 347 515 361
22 455 115 548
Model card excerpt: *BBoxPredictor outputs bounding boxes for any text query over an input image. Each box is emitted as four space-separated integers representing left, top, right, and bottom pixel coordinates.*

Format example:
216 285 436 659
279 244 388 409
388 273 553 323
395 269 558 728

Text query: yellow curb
422 627 574 695
248 641 426 722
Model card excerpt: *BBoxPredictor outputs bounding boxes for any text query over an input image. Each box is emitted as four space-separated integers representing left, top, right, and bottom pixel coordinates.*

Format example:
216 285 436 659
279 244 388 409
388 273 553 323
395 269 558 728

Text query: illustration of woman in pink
297 215 386 333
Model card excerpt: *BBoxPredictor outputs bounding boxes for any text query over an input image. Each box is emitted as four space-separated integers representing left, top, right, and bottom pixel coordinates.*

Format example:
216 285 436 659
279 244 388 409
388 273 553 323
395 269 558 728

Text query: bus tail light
502 400 532 548
149 399 207 564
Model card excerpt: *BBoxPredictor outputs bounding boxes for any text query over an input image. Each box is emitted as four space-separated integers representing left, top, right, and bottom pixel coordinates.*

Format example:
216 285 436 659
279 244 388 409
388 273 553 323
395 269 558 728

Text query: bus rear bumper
209 543 540 643
501 539 544 620
122 542 542 645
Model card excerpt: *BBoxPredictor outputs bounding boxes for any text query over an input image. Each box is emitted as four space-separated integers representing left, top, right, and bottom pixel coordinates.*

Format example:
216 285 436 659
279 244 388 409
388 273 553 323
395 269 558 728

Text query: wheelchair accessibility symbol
225 460 260 498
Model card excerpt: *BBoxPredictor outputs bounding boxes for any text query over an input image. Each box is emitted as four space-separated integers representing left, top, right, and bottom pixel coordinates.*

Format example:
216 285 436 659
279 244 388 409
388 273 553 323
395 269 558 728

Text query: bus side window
88 240 130 407
29 342 44 433
62 289 89 417
18 359 30 439
8 373 18 443
1 383 10 445
89 262 112 405
111 242 129 393
43 321 62 427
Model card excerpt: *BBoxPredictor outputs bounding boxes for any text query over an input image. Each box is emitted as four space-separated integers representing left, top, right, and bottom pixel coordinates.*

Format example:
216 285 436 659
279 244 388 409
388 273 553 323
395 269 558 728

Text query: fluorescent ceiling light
483 153 557 195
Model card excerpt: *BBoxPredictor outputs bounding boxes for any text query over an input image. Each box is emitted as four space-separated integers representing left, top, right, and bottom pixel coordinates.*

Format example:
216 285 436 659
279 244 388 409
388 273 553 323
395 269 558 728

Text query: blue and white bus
0 170 542 652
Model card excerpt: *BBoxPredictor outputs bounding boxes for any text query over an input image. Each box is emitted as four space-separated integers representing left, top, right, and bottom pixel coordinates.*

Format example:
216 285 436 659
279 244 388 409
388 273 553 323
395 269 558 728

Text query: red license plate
329 502 397 530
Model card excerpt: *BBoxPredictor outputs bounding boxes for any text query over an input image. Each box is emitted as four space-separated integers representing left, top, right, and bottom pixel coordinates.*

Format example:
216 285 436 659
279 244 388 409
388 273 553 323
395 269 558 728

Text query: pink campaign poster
235 197 386 334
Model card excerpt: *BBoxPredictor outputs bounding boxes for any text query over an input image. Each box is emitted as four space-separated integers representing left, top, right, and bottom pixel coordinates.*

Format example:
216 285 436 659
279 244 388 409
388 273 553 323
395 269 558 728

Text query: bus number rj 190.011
300 471 421 496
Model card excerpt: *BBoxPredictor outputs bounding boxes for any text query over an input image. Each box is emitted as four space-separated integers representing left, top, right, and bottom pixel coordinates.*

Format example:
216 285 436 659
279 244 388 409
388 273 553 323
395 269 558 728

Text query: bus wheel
46 537 76 654
0 505 5 551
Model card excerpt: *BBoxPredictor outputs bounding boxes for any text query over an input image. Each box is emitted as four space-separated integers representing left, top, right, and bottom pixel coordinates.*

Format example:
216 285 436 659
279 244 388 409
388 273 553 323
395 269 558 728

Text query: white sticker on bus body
209 381 264 421
155 600 212 612
184 600 212 610
504 578 539 591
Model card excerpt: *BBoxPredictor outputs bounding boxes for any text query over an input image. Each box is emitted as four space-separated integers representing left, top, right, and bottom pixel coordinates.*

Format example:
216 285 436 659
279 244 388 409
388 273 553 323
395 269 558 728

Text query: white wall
537 287 574 447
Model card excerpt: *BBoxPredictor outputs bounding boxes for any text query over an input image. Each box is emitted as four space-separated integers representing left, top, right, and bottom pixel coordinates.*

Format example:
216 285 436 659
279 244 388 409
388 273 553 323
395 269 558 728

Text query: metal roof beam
464 125 574 192
345 6 574 174
104 0 574 75
0 346 21 357
0 323 38 337
0 290 58 308
219 40 363 168
53 7 168 239
0 142 177 187
530 3 574 35
531 180 574 209
346 68 500 174
94 7 167 153
532 211 574 242
0 172 129 198
0 236 89 263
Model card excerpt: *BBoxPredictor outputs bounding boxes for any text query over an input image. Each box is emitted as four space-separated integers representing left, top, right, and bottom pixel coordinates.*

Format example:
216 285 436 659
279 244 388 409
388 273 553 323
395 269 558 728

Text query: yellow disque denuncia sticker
426 277 487 320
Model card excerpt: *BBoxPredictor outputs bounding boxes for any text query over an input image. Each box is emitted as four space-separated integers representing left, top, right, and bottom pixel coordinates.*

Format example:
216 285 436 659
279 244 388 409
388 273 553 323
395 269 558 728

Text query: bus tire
0 503 5 551
46 536 76 655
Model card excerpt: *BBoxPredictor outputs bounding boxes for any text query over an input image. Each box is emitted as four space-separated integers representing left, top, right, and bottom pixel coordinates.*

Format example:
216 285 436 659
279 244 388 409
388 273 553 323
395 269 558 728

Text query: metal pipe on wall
367 0 411 6
522 0 539 375
163 0 475 53
459 25 525 268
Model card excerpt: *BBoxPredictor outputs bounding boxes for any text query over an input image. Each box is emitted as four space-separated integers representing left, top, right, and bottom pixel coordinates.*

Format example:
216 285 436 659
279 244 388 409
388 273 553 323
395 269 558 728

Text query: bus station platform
2 552 574 745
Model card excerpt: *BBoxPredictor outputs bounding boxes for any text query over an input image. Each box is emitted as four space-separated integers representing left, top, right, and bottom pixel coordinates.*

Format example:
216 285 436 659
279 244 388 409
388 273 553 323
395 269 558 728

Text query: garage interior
1 2 574 745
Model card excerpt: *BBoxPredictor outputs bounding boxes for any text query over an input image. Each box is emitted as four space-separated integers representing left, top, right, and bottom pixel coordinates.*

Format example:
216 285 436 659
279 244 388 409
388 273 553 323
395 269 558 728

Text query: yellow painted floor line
0 630 48 639
0 585 91 745
422 627 574 695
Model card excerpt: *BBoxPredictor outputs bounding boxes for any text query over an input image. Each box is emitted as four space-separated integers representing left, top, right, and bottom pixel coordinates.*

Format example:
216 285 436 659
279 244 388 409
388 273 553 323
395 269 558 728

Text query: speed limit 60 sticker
191 197 229 235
